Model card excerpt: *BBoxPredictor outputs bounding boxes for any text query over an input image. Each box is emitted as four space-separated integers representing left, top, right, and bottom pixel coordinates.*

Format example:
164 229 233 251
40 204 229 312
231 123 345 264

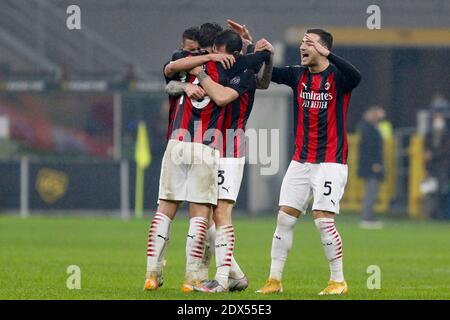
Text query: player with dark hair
198 22 223 51
191 31 275 292
181 26 201 54
213 29 243 55
163 22 235 106
256 29 361 295
304 28 333 50
162 26 201 141
161 23 249 291
162 23 231 143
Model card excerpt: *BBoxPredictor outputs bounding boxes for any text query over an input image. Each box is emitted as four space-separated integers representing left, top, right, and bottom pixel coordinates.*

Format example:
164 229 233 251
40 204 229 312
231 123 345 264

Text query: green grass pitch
0 213 449 300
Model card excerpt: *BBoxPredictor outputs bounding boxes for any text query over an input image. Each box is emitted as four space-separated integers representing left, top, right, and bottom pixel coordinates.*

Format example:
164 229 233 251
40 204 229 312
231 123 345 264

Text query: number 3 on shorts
218 170 225 186
323 181 332 196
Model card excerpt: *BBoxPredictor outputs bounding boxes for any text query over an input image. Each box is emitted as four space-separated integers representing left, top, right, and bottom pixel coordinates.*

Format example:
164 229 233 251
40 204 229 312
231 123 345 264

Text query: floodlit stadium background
0 0 449 219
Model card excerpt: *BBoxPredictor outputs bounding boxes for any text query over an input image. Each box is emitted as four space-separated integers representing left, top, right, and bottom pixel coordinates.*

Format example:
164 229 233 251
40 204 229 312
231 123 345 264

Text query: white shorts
158 139 219 205
217 157 245 202
279 161 348 214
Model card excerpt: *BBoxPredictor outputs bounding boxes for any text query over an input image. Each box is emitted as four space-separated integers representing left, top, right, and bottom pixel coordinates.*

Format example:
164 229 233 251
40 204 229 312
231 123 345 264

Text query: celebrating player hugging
144 21 360 296
144 21 272 293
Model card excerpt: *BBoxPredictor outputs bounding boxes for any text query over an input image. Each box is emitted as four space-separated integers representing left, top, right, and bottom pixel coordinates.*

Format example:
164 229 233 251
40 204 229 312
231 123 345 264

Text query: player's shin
146 212 172 277
204 223 244 276
314 218 344 282
199 221 216 281
214 225 235 289
185 216 208 283
270 211 297 281
157 222 171 272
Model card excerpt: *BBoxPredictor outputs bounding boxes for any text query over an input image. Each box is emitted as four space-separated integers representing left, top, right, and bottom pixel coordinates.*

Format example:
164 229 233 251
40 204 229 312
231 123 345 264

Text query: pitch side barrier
0 159 133 218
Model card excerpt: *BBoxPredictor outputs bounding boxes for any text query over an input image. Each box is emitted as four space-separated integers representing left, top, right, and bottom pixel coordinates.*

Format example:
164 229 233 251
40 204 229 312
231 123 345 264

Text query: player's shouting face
299 32 330 67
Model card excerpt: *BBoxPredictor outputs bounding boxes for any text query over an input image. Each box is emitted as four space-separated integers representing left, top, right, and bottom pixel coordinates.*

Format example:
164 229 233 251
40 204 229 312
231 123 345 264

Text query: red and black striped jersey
222 70 257 158
163 50 193 140
272 53 361 164
168 51 269 151
170 60 230 149
163 50 269 142
218 51 269 157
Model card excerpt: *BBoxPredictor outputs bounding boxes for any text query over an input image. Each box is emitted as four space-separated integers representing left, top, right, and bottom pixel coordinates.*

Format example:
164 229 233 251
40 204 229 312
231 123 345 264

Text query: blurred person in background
424 106 450 219
358 106 385 229
429 92 450 113
56 63 69 83
377 107 393 140
123 63 138 82
117 63 140 90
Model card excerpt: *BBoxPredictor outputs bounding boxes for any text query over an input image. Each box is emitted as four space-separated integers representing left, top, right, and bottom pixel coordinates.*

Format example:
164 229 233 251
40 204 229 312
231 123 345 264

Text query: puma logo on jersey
331 200 336 206
275 236 282 240
222 186 230 193
187 234 195 239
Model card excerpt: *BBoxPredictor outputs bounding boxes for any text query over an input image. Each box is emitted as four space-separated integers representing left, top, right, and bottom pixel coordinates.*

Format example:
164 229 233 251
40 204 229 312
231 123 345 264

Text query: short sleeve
163 61 175 83
171 50 188 61
163 50 191 83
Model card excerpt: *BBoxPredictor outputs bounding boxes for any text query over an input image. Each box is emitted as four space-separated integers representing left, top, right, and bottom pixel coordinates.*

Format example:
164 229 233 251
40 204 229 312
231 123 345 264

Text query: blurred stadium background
0 0 449 220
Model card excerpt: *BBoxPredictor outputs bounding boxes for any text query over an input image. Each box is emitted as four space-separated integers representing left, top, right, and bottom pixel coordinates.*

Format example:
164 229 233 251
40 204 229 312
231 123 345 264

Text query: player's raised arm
226 19 253 43
254 39 275 89
270 66 299 87
327 52 361 91
304 33 361 91
226 19 254 54
231 50 271 74
164 54 236 78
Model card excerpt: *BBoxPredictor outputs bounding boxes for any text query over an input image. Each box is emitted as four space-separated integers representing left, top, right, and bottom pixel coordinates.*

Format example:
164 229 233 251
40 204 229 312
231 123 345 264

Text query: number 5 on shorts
323 181 332 196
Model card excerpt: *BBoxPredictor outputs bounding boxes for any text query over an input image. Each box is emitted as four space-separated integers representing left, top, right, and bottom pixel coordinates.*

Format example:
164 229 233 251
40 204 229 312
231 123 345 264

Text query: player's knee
157 200 179 219
188 202 212 218
312 210 335 220
213 209 228 225
279 206 302 218
213 200 233 225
